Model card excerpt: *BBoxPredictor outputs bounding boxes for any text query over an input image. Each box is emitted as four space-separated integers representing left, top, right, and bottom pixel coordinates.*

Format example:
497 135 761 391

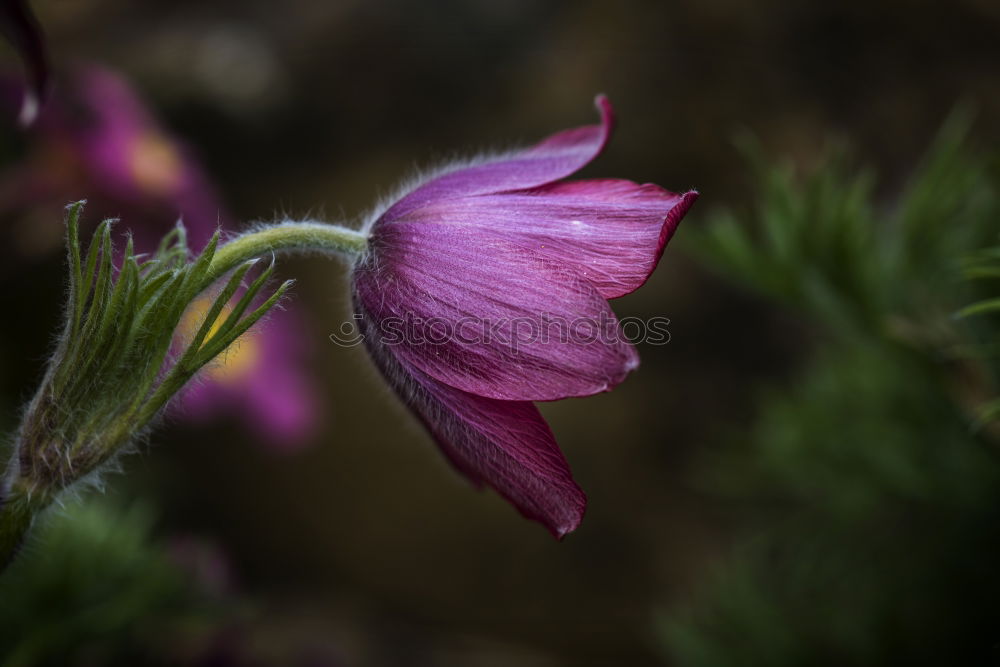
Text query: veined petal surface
354 223 639 402
395 180 698 298
356 304 587 538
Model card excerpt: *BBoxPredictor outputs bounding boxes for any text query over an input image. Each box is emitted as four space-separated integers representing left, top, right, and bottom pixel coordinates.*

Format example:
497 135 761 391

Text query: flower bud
0 202 292 565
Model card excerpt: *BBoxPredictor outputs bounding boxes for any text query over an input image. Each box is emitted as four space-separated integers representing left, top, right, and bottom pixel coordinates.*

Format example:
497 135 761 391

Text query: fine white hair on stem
359 145 530 235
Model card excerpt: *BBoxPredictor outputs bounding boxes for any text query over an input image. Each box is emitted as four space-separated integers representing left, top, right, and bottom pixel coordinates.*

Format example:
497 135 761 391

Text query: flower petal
379 95 614 221
356 307 587 538
397 181 698 299
354 222 639 402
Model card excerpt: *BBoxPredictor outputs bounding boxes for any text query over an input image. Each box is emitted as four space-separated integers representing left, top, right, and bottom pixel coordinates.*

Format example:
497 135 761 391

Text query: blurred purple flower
353 96 697 537
0 0 49 126
0 66 219 250
177 297 320 445
0 65 320 449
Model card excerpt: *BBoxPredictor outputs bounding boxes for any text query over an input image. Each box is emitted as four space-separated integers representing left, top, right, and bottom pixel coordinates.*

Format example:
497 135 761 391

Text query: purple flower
3 66 221 250
352 96 697 537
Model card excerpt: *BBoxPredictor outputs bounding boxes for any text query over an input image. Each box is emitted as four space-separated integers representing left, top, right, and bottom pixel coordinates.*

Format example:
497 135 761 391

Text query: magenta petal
397 181 698 299
380 95 614 221
357 312 587 537
354 222 639 402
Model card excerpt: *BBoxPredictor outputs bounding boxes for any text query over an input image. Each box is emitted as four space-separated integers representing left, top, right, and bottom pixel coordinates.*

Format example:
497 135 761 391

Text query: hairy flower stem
0 480 50 570
202 222 368 289
0 506 30 571
0 217 367 571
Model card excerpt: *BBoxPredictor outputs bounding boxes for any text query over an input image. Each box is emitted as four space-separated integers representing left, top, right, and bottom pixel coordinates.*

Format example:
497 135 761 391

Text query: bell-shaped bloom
352 96 697 537
0 65 320 449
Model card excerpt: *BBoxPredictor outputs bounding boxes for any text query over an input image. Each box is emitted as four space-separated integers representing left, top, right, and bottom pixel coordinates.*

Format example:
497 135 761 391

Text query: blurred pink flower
0 65 320 449
0 0 50 126
353 96 697 536
176 295 319 444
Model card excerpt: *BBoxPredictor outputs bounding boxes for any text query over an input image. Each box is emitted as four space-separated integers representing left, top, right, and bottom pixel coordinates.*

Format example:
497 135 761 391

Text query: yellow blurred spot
181 297 261 384
129 133 184 196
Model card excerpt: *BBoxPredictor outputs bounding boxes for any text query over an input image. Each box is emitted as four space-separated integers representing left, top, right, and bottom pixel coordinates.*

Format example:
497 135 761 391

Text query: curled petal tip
593 93 615 129
658 189 700 251
550 497 586 540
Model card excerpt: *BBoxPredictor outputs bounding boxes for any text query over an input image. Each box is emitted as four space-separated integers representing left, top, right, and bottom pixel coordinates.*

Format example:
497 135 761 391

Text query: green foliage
8 202 293 502
0 203 294 568
663 115 1000 665
688 109 999 342
0 501 237 667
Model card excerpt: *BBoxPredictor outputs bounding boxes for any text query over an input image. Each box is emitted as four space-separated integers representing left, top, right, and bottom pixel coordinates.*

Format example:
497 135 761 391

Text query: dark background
2 1 999 664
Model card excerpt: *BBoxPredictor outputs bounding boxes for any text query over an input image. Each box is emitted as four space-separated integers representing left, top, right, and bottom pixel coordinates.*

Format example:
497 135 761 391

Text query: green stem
0 482 51 570
203 222 367 289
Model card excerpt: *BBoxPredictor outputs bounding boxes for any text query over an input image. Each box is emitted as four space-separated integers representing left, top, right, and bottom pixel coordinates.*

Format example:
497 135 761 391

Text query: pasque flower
352 96 697 537
0 94 693 568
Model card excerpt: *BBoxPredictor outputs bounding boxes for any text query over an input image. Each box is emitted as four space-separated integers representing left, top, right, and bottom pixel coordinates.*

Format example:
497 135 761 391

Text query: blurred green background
1 0 1000 665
